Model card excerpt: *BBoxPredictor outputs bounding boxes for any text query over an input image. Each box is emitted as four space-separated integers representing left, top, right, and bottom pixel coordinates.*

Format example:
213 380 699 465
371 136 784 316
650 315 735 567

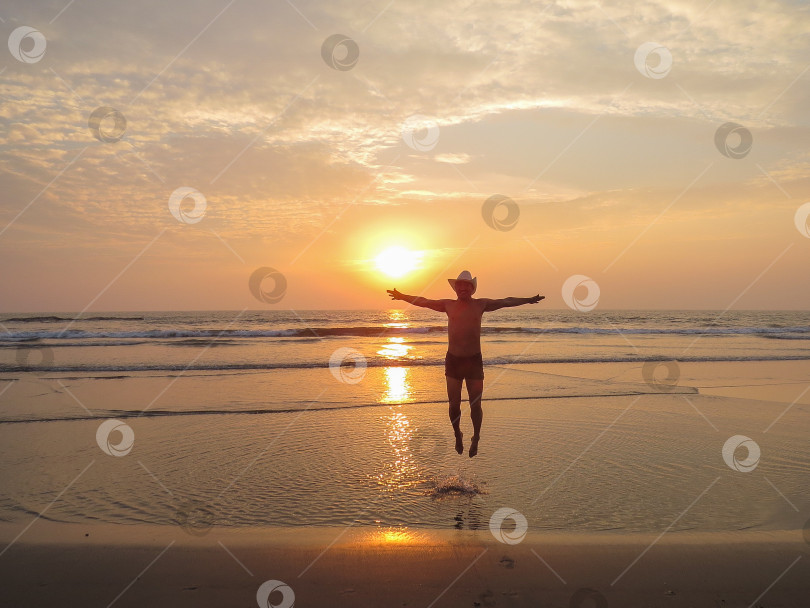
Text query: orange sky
1 0 809 311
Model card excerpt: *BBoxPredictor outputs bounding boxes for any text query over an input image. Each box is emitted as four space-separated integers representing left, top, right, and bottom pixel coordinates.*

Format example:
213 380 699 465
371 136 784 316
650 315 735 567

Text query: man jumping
387 270 544 457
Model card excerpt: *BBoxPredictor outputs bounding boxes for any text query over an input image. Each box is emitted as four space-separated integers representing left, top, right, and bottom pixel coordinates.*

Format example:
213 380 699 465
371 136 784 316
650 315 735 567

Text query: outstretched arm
483 295 544 312
387 288 446 312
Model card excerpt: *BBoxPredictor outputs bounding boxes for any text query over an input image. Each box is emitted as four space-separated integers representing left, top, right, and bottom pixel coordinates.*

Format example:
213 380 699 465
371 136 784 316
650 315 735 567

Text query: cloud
0 0 808 309
434 153 472 164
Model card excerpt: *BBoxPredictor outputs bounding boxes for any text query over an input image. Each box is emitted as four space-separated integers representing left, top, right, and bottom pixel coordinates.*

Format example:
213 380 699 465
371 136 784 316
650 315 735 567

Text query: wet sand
1 522 809 607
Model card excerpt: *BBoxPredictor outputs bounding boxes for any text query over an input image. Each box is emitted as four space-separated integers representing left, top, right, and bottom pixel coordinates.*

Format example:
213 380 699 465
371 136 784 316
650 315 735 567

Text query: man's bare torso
444 298 486 357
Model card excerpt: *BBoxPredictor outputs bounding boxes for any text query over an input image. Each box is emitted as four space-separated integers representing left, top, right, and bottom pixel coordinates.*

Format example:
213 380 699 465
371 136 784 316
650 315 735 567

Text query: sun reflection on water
377 336 414 403
380 366 412 403
372 310 423 491
383 309 410 328
377 336 411 359
373 410 420 491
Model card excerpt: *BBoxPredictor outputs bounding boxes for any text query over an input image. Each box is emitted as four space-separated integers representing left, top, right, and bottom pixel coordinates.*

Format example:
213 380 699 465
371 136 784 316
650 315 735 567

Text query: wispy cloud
1 0 808 309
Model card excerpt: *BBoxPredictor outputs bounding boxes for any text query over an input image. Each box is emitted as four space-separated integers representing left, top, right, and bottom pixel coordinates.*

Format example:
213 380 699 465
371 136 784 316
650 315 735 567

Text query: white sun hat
448 270 477 294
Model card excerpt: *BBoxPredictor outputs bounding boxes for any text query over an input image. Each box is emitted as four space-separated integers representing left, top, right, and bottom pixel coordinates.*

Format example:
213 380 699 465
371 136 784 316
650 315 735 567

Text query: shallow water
1 310 808 534
0 365 808 534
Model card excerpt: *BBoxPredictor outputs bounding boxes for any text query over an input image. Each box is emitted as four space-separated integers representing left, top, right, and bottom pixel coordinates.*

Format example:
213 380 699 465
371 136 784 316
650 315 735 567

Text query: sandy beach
2 522 809 607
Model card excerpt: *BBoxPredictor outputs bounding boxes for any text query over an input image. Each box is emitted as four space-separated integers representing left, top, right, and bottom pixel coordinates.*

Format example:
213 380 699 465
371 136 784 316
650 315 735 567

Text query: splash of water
425 473 488 498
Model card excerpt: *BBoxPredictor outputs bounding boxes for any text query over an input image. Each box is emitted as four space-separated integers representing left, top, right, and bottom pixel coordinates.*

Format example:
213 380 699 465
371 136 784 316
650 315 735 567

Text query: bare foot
454 431 464 455
469 436 480 458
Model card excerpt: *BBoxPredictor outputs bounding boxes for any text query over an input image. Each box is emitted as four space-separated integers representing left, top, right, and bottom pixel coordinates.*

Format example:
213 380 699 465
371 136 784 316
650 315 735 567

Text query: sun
375 246 419 278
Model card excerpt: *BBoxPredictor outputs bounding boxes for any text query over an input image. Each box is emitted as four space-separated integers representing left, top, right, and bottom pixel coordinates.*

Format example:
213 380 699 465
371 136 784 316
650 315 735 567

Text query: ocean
1 309 808 534
3 309 809 376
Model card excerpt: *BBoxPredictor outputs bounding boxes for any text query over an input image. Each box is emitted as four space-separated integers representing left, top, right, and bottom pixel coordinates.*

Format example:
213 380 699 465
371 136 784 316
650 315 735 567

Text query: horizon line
1 308 808 315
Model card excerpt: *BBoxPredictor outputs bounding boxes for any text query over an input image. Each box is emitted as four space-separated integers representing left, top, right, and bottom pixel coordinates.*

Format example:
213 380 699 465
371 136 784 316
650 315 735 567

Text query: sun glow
375 246 420 278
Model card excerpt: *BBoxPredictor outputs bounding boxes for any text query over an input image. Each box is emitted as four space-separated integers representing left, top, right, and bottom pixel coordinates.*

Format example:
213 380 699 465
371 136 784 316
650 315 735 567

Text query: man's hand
387 288 403 300
529 295 545 304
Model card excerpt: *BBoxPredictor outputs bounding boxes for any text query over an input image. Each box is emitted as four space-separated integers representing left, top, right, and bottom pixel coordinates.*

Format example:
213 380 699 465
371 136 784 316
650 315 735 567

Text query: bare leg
446 375 464 454
466 378 483 457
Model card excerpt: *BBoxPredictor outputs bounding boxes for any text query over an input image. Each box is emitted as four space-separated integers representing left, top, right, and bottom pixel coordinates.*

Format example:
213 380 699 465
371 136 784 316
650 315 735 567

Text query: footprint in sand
498 555 515 569
475 589 496 607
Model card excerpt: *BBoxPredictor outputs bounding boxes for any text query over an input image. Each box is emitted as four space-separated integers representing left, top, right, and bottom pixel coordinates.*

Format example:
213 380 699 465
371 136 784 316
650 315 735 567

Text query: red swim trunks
444 351 484 381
